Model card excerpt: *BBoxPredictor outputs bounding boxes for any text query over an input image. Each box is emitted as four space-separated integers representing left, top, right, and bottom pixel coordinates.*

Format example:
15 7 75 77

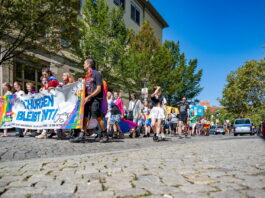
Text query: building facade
0 0 168 95
104 0 168 42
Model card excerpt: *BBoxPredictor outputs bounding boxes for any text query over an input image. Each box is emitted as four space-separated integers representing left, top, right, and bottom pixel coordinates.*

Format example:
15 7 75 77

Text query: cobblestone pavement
0 134 264 198
0 132 223 162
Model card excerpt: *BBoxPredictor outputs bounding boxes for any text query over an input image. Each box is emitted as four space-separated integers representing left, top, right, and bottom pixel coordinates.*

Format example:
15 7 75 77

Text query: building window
14 58 46 92
114 0 125 9
131 2 140 25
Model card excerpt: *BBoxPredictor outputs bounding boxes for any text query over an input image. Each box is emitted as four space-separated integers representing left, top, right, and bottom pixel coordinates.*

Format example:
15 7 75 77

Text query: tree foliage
118 21 173 92
76 0 129 89
220 58 265 125
0 0 79 65
163 41 203 105
119 21 203 105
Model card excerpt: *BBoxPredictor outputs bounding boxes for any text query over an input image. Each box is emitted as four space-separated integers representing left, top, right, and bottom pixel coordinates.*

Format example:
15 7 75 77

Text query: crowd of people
0 57 213 143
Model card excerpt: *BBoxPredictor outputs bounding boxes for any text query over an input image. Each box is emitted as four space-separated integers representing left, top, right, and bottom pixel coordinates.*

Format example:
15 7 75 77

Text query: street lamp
141 78 148 88
141 78 149 99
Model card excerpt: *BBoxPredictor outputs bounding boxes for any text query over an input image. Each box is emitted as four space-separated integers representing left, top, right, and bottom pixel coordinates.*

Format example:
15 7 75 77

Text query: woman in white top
150 86 167 142
13 81 25 137
0 83 13 137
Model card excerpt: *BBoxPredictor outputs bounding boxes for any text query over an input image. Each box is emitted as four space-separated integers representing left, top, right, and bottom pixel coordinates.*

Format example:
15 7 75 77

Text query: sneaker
69 132 85 143
100 131 109 143
35 134 47 139
112 132 118 139
153 134 159 142
135 130 140 138
91 133 98 138
143 135 147 138
129 133 133 138
118 132 124 139
30 132 41 137
48 133 56 139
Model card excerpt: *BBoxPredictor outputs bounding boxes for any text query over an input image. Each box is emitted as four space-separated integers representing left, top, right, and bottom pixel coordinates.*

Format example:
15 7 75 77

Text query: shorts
170 123 178 130
110 114 121 125
150 107 165 120
145 118 151 126
179 113 188 122
84 99 101 119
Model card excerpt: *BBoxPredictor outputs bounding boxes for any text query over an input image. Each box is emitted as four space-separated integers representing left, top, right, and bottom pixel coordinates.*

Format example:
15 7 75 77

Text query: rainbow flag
60 81 85 129
101 80 108 115
0 95 16 128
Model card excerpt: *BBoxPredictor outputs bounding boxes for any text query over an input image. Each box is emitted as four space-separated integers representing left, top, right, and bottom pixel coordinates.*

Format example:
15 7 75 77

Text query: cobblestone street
0 134 264 198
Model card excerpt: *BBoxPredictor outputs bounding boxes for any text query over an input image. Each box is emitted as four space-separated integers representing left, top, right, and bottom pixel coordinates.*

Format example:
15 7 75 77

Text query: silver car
233 118 254 136
209 126 225 135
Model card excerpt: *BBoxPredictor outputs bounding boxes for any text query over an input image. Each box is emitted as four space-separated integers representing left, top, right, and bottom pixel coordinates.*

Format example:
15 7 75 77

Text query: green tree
220 58 265 125
76 0 129 89
0 0 79 65
118 21 173 93
162 41 203 105
118 21 203 102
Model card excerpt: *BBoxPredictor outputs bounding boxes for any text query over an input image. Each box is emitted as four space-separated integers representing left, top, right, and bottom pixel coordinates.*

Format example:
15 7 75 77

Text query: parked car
215 126 225 135
209 126 216 134
233 118 254 136
209 125 225 135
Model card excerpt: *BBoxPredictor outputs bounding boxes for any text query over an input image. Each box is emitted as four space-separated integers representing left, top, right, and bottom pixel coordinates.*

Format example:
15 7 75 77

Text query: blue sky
150 0 265 106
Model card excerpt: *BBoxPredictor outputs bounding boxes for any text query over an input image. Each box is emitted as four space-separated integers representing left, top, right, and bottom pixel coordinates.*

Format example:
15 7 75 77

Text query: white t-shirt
15 90 25 97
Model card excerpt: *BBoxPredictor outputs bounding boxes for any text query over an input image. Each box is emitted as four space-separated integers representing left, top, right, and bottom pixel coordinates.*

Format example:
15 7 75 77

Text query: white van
233 118 254 136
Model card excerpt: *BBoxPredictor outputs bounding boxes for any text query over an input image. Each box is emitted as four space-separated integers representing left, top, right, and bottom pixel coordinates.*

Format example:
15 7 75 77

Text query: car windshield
217 126 223 128
235 119 251 124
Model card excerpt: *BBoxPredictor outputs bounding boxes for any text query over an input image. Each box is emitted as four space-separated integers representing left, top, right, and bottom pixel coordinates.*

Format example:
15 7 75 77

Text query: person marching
36 68 60 139
13 81 25 137
128 93 142 138
71 57 107 143
23 83 37 136
169 108 178 136
177 97 190 138
140 100 151 137
189 111 197 136
150 86 167 142
56 72 76 139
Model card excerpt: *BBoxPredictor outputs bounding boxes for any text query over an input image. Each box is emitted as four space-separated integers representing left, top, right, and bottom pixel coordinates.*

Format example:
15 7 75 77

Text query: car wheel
222 133 225 135
250 133 253 136
234 133 237 136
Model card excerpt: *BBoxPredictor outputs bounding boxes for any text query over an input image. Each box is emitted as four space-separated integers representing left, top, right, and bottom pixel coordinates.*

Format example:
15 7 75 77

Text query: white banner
6 81 84 129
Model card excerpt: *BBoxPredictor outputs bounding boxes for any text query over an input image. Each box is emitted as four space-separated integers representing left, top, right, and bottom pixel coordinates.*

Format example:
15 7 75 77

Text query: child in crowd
23 83 37 136
141 100 151 137
169 108 178 136
13 81 25 137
